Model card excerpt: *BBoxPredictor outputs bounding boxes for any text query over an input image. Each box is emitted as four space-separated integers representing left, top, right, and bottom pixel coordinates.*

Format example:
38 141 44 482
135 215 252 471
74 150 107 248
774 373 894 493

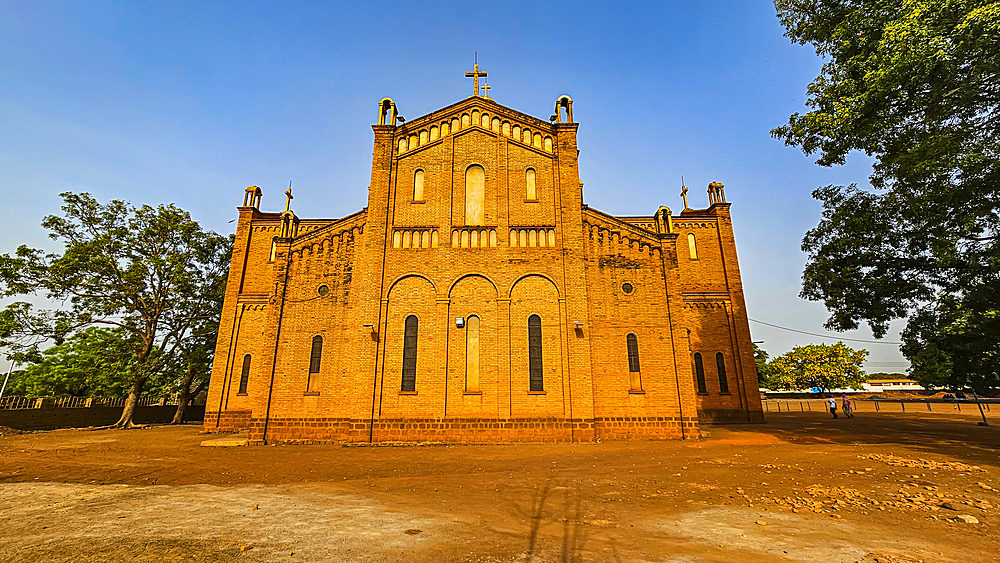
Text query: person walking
828 396 838 418
842 395 854 418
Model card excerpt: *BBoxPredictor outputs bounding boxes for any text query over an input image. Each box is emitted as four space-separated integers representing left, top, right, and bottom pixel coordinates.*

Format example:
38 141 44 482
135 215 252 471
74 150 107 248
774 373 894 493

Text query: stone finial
243 186 262 209
377 98 397 126
707 182 726 205
555 95 574 123
655 206 673 235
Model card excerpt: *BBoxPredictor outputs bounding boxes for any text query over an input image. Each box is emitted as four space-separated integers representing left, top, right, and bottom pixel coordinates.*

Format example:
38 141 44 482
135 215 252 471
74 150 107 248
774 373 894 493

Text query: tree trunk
114 373 148 428
171 365 197 424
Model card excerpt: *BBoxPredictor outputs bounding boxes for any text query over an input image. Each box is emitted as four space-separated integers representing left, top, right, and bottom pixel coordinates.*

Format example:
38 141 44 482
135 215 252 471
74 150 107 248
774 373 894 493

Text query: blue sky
0 1 908 373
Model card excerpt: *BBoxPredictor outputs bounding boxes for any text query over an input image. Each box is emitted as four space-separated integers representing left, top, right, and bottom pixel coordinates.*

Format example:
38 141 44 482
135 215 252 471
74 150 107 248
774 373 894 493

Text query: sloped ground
1 411 998 562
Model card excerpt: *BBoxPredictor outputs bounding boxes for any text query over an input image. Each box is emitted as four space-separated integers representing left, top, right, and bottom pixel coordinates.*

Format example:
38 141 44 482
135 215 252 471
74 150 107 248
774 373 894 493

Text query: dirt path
1 412 998 562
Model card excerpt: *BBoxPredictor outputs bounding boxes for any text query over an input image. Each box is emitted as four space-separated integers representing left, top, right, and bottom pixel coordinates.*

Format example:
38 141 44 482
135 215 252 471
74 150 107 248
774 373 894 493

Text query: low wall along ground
0 404 205 431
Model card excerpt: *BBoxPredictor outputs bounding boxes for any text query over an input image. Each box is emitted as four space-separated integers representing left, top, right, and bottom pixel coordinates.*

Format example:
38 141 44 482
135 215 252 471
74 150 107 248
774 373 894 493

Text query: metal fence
0 394 206 410
763 397 997 414
0 396 39 410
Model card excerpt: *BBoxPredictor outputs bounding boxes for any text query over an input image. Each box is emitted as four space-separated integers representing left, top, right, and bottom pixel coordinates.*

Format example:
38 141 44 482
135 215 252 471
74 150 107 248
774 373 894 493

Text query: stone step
200 437 249 447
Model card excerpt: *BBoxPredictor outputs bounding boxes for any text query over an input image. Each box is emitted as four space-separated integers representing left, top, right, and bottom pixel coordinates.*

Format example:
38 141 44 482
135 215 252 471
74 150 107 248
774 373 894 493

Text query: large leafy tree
0 192 231 427
901 295 1000 391
769 342 869 393
771 1 1000 386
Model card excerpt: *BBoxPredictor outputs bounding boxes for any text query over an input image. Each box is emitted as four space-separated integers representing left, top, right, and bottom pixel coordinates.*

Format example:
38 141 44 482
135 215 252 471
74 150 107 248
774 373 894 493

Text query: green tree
0 192 231 427
4 327 177 399
771 1 1000 350
901 296 1000 391
754 343 773 388
769 342 869 394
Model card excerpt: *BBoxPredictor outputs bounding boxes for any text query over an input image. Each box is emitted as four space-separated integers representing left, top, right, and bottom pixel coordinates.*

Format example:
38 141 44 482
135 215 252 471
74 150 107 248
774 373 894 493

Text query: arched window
465 165 485 226
694 352 707 393
466 315 481 393
716 352 729 394
688 233 698 260
238 354 251 394
627 334 640 372
525 168 537 201
401 315 418 392
305 336 322 391
528 314 543 391
413 170 425 202
627 333 641 391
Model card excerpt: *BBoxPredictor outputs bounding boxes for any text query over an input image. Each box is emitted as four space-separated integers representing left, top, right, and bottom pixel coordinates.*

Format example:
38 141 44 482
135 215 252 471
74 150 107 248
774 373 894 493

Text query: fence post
926 399 931 411
35 398 53 409
875 400 880 412
901 400 905 412
957 401 961 412
800 401 804 412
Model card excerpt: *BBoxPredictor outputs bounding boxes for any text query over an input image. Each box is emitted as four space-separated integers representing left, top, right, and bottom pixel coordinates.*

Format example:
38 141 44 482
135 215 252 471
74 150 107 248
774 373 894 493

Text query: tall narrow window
466 315 481 393
627 333 641 391
413 170 424 202
465 165 485 226
307 335 322 391
401 315 418 392
688 233 698 260
528 314 543 391
525 168 537 201
238 354 251 394
694 352 707 393
716 352 729 393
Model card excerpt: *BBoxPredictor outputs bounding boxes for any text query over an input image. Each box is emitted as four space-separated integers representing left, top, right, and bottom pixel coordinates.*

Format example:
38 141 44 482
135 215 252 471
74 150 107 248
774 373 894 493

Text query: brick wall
1 405 205 431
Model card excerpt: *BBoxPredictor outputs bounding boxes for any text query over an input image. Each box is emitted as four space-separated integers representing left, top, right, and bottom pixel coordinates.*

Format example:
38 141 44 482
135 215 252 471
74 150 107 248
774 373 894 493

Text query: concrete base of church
203 413 701 443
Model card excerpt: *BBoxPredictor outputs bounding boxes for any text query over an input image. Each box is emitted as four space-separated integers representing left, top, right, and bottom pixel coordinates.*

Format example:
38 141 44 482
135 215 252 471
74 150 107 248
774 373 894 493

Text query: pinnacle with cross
284 187 294 212
482 82 492 100
465 53 487 97
680 182 690 210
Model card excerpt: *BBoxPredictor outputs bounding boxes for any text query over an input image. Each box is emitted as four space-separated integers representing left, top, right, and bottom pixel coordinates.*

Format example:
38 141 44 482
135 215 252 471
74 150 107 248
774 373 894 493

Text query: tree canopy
0 192 231 426
768 342 869 393
754 343 773 388
772 1 1000 389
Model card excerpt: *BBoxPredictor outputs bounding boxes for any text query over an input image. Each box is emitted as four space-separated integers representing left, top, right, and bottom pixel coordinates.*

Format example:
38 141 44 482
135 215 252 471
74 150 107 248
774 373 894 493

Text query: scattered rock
859 453 987 473
240 545 252 552
755 520 766 526
404 529 422 535
954 514 979 524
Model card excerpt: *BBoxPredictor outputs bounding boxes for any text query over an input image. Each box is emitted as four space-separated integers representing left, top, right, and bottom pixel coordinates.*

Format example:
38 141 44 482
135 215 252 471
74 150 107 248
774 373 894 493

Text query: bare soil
2 411 999 562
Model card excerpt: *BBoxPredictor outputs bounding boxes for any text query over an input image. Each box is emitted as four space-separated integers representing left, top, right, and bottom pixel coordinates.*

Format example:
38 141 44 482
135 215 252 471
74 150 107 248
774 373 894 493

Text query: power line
748 318 902 345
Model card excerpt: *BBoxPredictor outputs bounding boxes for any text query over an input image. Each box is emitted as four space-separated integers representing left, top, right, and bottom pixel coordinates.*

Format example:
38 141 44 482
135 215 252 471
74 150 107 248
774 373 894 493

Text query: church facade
204 78 764 444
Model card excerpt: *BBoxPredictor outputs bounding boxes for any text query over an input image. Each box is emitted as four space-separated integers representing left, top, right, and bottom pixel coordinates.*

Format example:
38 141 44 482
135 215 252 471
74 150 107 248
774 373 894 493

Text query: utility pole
0 361 15 401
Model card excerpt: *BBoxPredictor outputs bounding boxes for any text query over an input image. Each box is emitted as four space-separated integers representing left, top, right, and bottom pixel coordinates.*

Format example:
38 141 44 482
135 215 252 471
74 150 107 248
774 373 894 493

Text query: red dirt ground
2 411 999 562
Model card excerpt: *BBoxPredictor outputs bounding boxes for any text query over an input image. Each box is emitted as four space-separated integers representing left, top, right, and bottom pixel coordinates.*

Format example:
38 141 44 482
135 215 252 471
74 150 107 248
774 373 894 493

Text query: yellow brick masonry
203 95 763 444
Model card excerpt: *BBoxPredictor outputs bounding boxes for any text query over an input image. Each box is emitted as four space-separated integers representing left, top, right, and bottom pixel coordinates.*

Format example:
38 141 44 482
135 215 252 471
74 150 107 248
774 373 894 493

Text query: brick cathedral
204 67 764 443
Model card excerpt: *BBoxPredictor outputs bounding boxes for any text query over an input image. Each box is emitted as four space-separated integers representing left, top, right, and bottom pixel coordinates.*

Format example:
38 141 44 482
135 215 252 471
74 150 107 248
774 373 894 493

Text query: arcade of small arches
396 107 555 154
